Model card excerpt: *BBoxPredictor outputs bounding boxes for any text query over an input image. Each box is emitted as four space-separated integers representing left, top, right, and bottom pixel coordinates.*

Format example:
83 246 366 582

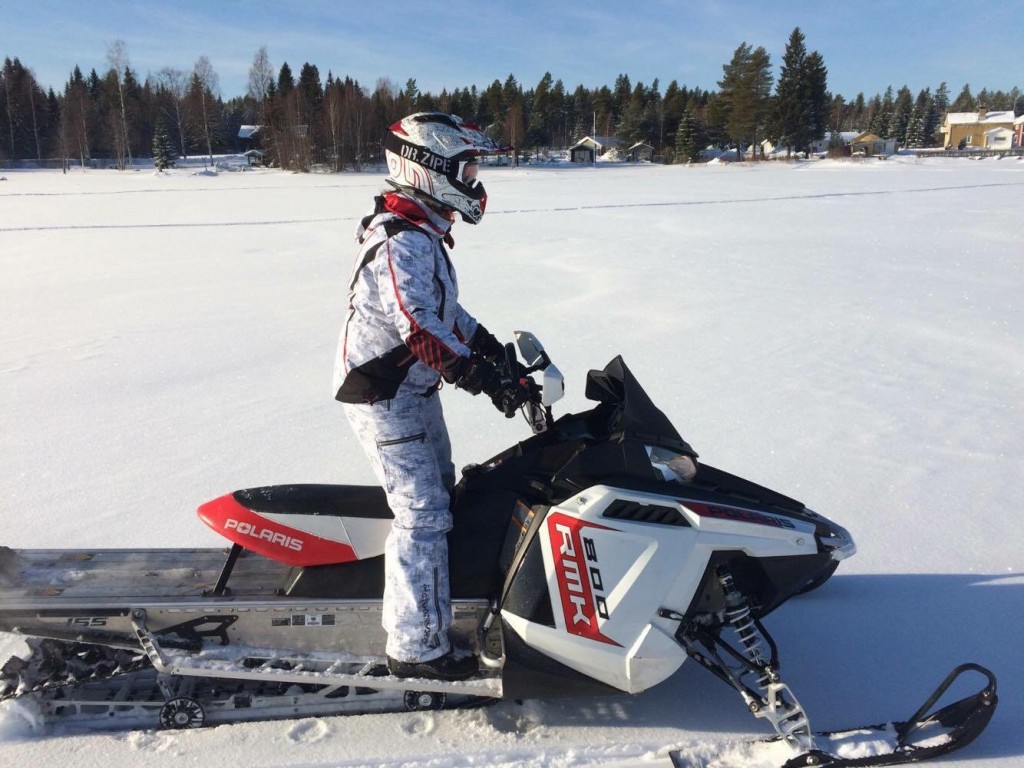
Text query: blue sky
3 0 1021 101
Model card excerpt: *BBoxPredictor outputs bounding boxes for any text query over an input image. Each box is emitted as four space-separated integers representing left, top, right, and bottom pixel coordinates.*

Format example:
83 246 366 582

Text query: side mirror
514 330 549 370
514 331 564 407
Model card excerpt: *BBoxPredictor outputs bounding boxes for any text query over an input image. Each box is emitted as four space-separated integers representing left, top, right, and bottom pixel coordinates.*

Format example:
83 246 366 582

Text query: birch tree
190 56 220 160
106 40 133 168
155 67 190 159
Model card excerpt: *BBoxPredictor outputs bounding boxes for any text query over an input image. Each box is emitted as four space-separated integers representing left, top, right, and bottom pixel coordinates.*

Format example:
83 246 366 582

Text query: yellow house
940 109 1016 149
849 132 897 156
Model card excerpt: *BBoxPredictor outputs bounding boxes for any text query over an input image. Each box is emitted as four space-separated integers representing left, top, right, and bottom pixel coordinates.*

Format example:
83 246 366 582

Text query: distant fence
0 158 87 170
913 148 1024 159
0 158 151 170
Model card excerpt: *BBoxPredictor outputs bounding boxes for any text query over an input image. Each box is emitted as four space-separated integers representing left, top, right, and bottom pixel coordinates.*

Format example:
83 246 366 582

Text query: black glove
454 356 501 396
470 325 529 381
455 357 534 418
468 324 506 364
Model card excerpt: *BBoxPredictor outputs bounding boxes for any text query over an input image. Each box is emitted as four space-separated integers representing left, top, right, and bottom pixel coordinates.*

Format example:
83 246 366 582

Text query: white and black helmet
384 112 503 224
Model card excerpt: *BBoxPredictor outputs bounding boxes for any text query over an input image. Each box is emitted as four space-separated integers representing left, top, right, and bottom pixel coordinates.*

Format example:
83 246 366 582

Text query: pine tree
771 28 807 157
871 87 895 137
804 51 830 148
716 43 771 159
950 84 975 112
152 115 174 170
770 28 828 157
886 86 913 145
904 103 924 148
674 107 696 163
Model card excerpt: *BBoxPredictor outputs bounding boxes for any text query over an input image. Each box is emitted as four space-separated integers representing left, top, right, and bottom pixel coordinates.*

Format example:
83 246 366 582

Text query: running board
132 609 503 698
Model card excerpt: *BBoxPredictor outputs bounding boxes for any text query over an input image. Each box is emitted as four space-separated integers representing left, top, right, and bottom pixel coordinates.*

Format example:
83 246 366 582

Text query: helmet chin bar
441 188 485 224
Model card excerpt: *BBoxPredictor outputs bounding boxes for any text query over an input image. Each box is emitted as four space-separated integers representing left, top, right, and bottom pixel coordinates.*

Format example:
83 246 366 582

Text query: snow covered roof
944 110 1015 125
238 125 262 139
569 136 618 151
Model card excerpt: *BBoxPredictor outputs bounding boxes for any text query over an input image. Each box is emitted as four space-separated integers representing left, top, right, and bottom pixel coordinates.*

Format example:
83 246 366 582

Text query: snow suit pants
343 392 456 663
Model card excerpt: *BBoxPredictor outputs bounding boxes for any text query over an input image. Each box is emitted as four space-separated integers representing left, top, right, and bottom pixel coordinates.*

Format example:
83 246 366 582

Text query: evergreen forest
2 29 1021 170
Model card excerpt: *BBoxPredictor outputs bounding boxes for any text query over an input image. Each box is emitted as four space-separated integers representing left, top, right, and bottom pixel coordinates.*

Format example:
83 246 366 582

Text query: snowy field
1 156 1022 766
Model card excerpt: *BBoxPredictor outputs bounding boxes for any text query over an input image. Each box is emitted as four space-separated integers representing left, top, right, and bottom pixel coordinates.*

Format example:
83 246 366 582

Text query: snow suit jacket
333 193 480 404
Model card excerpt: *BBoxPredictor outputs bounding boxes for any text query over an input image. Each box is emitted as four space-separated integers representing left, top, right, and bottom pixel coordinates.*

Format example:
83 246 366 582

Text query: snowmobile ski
668 663 997 768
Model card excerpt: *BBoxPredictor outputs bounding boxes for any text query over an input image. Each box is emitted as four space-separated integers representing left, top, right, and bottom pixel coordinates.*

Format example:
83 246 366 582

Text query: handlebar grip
500 394 517 418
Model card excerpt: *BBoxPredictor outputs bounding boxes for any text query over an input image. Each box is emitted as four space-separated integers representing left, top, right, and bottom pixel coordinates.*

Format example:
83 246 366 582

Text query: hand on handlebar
490 374 536 418
454 355 537 418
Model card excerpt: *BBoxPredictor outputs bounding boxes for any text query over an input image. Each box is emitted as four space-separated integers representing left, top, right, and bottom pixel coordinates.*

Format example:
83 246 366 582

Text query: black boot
387 650 478 681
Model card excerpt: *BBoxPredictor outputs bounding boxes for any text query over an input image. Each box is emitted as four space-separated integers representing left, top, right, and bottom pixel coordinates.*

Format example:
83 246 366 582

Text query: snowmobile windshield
583 356 696 456
543 356 697 495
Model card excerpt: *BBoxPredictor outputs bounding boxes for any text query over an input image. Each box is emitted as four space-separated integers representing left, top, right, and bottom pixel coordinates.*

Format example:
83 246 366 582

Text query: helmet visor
460 160 480 188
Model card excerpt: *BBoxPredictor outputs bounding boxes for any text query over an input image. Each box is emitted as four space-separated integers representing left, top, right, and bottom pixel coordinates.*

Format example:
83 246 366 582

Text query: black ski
670 663 997 768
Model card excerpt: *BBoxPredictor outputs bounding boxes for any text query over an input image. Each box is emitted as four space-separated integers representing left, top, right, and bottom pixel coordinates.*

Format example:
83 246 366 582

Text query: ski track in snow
3 180 1022 232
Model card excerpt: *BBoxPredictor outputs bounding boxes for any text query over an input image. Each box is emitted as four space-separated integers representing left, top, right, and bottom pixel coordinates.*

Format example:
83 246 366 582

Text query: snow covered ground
1 156 1022 766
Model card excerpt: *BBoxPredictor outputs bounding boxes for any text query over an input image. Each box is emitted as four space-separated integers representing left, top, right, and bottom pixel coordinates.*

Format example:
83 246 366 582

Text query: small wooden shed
569 136 617 163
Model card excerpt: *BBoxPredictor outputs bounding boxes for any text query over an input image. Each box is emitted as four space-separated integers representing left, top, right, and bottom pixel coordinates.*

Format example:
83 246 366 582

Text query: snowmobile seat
231 484 393 520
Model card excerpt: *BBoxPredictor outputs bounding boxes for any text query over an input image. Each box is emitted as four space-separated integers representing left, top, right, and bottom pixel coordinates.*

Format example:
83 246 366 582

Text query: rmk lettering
549 514 619 645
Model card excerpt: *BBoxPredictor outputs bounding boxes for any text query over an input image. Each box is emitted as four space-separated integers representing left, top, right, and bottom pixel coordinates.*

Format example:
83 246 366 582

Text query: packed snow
1 155 1022 766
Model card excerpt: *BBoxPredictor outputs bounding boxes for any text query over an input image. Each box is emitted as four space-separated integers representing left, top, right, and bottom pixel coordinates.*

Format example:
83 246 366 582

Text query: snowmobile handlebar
495 332 565 432
496 342 543 418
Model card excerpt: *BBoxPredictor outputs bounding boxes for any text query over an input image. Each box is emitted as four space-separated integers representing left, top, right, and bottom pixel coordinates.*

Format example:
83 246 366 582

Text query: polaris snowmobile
0 333 996 767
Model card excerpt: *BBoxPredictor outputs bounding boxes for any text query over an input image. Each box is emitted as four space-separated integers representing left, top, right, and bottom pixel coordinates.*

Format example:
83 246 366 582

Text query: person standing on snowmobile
333 113 528 681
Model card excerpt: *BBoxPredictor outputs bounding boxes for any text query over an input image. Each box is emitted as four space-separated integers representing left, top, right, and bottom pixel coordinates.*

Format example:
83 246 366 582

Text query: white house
749 131 860 158
983 127 1014 150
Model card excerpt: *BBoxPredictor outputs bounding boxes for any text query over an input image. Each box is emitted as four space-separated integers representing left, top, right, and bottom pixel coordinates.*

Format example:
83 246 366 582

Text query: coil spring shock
716 567 773 686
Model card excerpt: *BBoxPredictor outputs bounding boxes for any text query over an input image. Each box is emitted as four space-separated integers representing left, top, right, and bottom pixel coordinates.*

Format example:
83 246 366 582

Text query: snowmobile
0 332 997 767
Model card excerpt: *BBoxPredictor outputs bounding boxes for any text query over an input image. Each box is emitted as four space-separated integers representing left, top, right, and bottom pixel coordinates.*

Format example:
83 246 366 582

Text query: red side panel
197 493 357 567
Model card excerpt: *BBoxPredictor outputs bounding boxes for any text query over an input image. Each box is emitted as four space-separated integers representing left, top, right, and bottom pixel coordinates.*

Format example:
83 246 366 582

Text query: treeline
2 31 1022 169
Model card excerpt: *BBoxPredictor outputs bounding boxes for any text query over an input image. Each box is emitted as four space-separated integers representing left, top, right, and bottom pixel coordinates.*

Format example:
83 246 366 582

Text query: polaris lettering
224 518 303 552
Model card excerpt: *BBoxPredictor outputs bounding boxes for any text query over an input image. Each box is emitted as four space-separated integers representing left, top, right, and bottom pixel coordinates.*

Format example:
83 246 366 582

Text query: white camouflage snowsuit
334 192 480 663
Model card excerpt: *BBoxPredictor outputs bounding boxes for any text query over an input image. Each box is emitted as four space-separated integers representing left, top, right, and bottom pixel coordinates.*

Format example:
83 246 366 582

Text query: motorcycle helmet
383 112 503 224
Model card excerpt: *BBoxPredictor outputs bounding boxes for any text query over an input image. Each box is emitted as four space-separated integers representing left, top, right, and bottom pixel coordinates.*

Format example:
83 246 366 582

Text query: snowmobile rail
130 608 503 699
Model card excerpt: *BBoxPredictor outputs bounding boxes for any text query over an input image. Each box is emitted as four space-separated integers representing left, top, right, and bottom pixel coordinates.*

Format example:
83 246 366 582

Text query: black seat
234 484 393 520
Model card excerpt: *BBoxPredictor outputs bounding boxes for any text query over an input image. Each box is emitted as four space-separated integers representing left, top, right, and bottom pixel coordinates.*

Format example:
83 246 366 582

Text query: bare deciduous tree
106 39 132 168
155 67 190 159
190 56 220 160
247 46 273 108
